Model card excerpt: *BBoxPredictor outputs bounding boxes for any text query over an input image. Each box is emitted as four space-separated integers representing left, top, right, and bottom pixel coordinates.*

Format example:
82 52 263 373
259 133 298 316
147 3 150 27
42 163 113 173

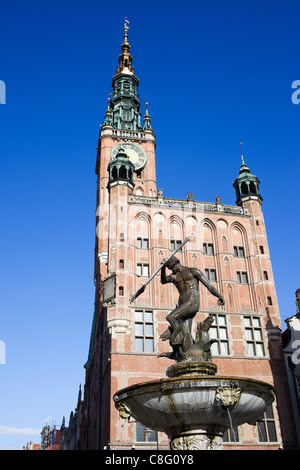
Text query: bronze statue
159 256 224 361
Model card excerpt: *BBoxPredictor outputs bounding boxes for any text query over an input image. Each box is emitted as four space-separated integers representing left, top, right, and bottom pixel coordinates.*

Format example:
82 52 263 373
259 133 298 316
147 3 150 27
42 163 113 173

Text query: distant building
40 423 61 450
282 289 300 448
23 441 40 450
60 385 86 450
63 22 298 450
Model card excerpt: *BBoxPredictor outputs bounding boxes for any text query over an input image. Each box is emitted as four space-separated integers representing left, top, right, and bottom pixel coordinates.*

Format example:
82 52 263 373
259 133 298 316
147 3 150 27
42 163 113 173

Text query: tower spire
143 98 153 130
107 21 142 131
238 141 250 174
116 18 135 75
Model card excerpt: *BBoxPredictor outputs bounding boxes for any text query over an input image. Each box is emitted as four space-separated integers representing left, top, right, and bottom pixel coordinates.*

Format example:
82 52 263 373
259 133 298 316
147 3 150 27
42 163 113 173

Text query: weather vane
124 17 130 32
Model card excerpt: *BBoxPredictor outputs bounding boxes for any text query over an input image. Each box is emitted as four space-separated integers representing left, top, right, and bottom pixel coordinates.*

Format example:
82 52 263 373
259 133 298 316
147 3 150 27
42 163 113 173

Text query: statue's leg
167 304 192 345
160 305 186 342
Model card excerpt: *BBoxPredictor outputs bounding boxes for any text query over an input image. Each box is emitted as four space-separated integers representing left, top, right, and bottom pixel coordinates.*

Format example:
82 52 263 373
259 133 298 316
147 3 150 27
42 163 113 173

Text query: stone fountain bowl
114 375 275 443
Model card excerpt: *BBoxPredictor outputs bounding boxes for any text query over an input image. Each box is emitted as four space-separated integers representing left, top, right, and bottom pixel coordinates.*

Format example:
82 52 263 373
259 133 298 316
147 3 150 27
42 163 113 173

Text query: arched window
241 182 248 196
112 166 118 181
249 181 257 194
119 165 127 179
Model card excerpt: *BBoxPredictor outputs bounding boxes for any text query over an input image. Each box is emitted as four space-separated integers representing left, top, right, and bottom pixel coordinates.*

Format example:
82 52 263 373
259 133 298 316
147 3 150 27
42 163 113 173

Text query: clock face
111 143 148 171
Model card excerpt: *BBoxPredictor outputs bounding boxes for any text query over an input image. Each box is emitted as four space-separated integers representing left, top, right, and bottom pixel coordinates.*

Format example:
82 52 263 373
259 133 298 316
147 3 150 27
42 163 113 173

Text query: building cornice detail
100 126 156 142
128 194 249 215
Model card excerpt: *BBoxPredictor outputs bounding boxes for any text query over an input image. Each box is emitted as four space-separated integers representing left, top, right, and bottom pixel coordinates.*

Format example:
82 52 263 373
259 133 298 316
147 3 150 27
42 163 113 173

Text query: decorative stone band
128 194 249 215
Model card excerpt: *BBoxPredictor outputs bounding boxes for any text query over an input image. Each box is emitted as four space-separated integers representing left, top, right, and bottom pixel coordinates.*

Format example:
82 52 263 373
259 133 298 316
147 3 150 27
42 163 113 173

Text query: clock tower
96 20 157 203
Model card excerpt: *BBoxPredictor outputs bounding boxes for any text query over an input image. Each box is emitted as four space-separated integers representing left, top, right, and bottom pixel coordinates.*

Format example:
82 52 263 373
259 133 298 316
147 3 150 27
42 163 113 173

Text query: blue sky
1 0 299 450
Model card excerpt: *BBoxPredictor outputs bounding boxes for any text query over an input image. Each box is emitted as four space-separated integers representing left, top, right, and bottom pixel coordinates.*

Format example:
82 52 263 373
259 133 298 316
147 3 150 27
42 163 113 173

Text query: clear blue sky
1 0 299 450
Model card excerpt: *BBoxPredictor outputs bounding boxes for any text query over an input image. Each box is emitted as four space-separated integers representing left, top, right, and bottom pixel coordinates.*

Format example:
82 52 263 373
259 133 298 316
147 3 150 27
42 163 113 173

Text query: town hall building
61 22 298 450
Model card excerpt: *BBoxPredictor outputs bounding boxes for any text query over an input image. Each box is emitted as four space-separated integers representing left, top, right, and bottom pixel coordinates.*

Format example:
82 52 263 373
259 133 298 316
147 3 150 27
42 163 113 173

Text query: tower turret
107 146 135 191
142 99 153 131
233 144 263 206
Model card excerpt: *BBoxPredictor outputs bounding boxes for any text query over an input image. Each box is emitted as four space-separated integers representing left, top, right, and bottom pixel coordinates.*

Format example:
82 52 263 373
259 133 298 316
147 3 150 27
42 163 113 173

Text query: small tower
107 146 135 192
143 99 153 131
102 97 113 127
233 143 263 206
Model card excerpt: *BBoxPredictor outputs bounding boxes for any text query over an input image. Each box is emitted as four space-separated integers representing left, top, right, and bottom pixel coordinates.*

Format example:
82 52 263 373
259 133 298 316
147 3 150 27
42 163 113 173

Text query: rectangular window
223 427 239 443
203 243 214 255
237 271 248 284
244 316 265 357
135 310 154 353
263 271 268 281
170 240 182 252
210 314 229 356
136 423 157 442
257 405 278 442
137 263 149 277
233 246 245 258
137 237 149 249
118 286 124 296
205 268 217 282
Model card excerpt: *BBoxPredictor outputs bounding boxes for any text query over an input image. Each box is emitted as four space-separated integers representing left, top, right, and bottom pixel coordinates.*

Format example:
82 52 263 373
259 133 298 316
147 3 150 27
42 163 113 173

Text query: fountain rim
113 374 275 402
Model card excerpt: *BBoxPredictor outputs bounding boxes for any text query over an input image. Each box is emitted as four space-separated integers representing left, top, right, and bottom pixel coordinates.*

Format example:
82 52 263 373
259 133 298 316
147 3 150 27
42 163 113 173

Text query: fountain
114 254 275 450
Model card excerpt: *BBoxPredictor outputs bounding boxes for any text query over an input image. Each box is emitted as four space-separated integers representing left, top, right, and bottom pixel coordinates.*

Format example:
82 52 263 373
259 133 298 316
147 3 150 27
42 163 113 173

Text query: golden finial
124 17 130 38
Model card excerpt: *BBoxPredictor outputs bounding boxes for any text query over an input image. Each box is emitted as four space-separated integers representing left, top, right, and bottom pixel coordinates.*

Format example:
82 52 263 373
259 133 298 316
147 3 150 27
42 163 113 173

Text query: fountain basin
114 374 275 449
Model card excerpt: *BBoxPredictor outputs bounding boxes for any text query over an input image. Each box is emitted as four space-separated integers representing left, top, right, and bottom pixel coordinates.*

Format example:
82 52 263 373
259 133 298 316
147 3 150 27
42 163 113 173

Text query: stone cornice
128 194 249 216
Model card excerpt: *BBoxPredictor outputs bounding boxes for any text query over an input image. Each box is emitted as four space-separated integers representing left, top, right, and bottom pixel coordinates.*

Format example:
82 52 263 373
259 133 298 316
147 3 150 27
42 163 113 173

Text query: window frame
233 245 245 258
134 310 155 353
203 242 214 255
210 313 230 356
243 316 265 357
135 423 157 443
170 239 182 253
137 237 149 249
237 271 248 284
205 268 217 282
136 263 150 277
256 405 278 443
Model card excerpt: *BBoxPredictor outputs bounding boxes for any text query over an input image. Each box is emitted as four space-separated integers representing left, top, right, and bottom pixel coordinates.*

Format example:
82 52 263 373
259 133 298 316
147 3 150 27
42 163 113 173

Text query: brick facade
77 26 297 450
